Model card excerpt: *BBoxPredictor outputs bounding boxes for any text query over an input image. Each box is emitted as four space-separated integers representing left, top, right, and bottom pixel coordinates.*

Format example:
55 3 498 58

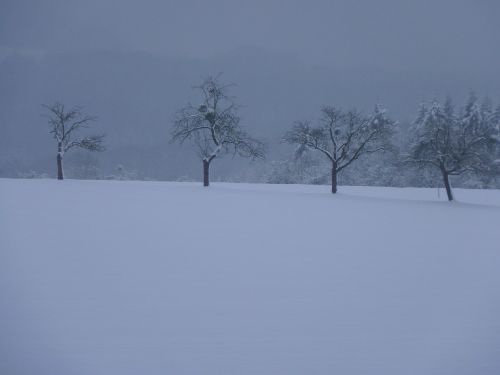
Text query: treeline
41 75 500 201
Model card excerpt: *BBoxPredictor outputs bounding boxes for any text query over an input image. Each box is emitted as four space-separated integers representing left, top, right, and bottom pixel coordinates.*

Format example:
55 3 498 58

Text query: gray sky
2 0 499 72
1 0 500 179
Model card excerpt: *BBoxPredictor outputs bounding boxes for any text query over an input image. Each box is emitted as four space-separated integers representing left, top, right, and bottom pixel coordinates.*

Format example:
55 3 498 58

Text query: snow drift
1 179 500 375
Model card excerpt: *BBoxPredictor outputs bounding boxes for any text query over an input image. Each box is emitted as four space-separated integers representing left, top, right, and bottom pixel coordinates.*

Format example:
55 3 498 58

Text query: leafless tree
171 76 265 186
284 105 394 193
406 95 500 201
44 102 105 180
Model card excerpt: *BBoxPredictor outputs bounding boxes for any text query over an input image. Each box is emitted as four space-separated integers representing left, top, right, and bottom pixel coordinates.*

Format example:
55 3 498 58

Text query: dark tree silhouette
284 105 394 193
44 102 105 180
406 95 500 201
171 76 265 186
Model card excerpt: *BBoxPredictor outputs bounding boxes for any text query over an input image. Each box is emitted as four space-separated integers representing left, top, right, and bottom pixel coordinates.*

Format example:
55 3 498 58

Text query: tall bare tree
44 102 105 180
171 76 265 186
284 105 394 193
406 95 500 201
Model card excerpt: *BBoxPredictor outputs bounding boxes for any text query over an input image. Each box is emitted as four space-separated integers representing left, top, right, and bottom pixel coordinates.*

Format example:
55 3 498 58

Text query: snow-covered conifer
406 95 499 201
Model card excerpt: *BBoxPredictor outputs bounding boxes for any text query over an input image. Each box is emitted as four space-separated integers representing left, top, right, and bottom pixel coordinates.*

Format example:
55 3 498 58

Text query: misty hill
2 47 498 180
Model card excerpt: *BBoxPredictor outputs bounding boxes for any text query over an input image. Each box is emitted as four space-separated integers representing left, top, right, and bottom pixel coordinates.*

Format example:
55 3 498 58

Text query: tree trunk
331 164 338 194
57 143 64 180
442 170 453 201
203 159 210 187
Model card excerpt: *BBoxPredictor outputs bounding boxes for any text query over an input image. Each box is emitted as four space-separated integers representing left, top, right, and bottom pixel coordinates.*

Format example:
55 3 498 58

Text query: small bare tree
406 95 500 201
44 102 105 180
171 76 265 186
284 105 394 193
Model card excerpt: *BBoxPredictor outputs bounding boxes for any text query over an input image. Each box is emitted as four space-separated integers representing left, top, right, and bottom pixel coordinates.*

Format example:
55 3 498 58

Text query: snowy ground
1 178 500 375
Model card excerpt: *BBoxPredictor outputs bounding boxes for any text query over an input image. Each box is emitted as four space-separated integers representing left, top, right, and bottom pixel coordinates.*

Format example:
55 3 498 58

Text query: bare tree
171 76 265 186
284 105 394 193
406 95 500 201
44 102 105 180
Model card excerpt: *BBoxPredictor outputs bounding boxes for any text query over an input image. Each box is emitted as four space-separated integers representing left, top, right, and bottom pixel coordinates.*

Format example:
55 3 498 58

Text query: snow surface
1 178 500 375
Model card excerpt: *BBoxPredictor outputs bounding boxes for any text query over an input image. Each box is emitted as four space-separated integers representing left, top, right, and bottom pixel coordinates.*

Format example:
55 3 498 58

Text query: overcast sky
2 0 500 73
1 0 499 179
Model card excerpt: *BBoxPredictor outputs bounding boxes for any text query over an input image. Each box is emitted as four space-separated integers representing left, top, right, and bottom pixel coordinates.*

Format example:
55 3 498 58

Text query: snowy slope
1 178 500 375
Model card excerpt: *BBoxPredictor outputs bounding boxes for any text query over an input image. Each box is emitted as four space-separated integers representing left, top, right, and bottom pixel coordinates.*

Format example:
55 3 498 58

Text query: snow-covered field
1 178 500 375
